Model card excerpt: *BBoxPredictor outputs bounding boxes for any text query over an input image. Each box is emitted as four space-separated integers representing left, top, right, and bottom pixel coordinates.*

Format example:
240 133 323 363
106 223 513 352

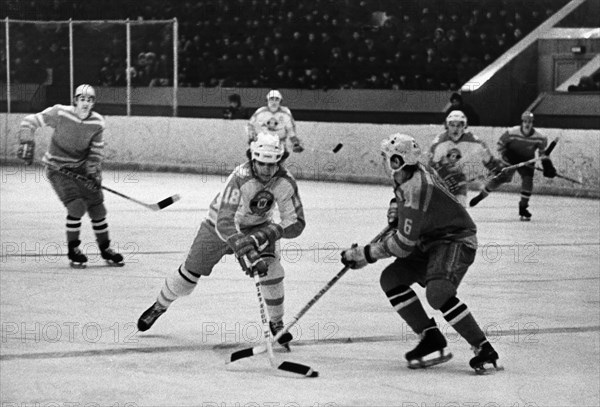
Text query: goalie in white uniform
246 90 304 153
137 132 306 348
429 111 503 207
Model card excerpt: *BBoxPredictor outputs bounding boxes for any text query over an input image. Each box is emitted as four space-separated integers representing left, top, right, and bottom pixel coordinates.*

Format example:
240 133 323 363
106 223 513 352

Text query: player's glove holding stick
17 140 35 165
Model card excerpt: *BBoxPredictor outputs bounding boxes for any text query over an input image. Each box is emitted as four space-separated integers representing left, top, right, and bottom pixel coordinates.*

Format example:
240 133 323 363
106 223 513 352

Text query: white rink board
1 168 599 406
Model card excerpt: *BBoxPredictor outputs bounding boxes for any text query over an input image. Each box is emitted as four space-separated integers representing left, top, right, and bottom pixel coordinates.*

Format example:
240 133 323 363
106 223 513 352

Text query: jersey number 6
403 218 413 235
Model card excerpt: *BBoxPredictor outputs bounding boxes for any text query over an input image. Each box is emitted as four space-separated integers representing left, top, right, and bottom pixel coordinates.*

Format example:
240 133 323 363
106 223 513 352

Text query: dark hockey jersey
498 126 548 165
370 163 478 260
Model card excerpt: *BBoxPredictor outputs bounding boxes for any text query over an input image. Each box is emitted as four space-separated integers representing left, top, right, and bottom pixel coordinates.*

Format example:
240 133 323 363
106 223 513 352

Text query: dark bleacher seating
2 0 569 91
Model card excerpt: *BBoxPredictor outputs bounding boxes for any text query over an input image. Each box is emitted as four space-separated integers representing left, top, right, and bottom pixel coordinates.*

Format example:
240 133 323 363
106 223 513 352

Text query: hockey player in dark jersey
469 111 557 220
16 84 123 268
137 132 305 349
340 133 500 374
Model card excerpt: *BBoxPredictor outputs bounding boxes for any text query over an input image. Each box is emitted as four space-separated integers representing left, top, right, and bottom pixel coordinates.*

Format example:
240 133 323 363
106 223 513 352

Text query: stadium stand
1 0 570 91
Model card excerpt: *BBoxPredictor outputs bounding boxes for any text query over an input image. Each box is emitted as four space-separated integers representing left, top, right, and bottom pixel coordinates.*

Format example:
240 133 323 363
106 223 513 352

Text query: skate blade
473 363 504 375
105 260 125 267
70 262 87 269
520 216 531 222
407 352 453 369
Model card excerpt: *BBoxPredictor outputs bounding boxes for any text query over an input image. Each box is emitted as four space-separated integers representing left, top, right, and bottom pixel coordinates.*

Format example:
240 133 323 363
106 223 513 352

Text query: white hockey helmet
250 132 284 163
74 84 96 99
380 133 421 172
446 110 467 126
266 90 282 101
521 111 534 121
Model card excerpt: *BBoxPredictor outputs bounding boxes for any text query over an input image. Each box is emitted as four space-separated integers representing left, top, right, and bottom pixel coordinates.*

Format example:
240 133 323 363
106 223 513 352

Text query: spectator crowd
2 0 569 91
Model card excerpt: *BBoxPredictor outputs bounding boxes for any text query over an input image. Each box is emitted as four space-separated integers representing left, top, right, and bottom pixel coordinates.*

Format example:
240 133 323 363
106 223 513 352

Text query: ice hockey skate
68 240 88 269
99 240 124 266
137 302 167 332
470 341 502 374
519 202 532 221
270 320 292 351
406 325 453 369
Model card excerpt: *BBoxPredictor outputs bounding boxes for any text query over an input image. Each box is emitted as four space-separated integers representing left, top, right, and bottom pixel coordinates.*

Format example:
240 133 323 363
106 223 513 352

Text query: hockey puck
309 371 319 378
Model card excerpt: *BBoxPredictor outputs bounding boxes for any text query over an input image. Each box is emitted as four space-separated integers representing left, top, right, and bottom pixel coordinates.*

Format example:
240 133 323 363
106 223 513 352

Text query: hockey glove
230 224 283 258
541 159 557 178
85 162 102 190
443 171 467 195
292 143 304 153
484 157 505 176
85 171 102 190
387 198 398 227
341 244 376 270
244 248 268 278
17 140 35 165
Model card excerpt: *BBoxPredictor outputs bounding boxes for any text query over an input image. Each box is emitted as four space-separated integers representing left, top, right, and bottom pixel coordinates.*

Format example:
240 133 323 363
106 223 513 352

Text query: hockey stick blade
278 361 319 377
228 225 393 364
154 194 181 210
534 167 583 184
332 143 343 153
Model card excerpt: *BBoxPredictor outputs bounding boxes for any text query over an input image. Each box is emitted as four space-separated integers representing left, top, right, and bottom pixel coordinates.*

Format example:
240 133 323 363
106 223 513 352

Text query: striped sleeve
275 174 305 239
18 105 59 142
538 132 549 154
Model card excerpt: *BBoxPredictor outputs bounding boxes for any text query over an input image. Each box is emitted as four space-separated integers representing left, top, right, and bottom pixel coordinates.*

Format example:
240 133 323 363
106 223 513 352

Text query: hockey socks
66 215 82 242
385 285 432 334
440 296 487 349
92 217 109 243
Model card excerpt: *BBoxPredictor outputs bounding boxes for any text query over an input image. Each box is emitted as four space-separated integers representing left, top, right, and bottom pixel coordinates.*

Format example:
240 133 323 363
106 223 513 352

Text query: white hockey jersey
246 106 301 149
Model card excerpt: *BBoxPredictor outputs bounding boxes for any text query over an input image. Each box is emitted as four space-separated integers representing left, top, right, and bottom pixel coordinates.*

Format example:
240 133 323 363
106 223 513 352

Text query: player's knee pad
87 202 107 220
380 263 414 293
260 257 285 320
261 257 284 294
164 265 200 298
66 199 87 218
262 255 284 280
425 279 457 310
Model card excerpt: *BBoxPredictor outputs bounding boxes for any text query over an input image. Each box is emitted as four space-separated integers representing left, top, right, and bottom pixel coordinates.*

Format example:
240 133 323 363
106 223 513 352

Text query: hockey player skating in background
340 133 500 374
429 110 504 207
16 84 123 268
469 111 557 221
137 132 305 349
246 90 304 153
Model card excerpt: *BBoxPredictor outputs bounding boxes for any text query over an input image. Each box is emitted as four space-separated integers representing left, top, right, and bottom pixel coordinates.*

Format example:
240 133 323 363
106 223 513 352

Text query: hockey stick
310 143 344 155
497 137 559 173
470 137 560 184
229 224 393 364
534 167 583 185
42 162 180 211
239 256 318 377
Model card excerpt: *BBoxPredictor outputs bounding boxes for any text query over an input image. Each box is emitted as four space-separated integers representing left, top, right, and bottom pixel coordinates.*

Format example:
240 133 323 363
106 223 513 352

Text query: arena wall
1 114 598 198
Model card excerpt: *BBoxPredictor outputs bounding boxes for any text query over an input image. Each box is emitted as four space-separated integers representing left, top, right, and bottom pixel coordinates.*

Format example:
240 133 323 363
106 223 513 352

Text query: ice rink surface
1 167 599 407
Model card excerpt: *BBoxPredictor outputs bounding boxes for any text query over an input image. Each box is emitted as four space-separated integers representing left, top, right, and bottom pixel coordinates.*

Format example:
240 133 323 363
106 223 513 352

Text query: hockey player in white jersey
137 132 305 349
16 84 123 268
429 111 504 207
246 90 304 153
